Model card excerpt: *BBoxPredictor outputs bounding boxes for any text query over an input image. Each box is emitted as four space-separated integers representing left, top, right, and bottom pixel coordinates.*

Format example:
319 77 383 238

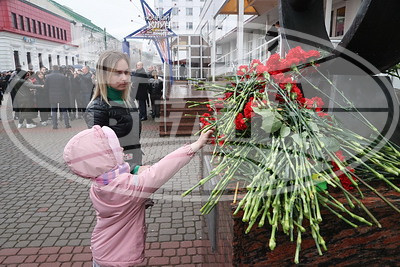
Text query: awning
217 0 278 16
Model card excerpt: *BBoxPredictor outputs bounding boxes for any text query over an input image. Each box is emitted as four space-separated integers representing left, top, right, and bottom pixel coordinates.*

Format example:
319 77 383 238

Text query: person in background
63 125 213 267
65 66 78 120
148 70 163 119
8 65 22 120
45 65 71 129
131 62 150 121
79 65 94 114
13 71 44 128
265 21 280 54
32 71 49 126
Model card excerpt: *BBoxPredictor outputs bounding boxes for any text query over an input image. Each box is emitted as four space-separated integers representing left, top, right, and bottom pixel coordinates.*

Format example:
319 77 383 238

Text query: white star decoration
125 0 176 63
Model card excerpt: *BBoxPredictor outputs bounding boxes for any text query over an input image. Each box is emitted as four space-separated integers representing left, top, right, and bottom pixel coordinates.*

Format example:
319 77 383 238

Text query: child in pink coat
63 125 213 266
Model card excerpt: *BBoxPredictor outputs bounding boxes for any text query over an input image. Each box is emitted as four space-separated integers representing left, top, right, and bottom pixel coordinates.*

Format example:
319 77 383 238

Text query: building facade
0 0 76 71
195 0 364 78
153 0 209 79
0 0 121 71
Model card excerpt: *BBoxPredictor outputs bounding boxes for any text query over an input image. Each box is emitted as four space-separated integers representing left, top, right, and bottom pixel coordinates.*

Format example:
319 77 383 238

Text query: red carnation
237 65 249 76
304 97 324 111
244 97 255 118
235 113 248 130
224 92 233 100
266 54 282 75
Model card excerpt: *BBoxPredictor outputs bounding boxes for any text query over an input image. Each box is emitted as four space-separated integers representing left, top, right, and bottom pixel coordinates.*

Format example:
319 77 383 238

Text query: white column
237 0 244 65
325 0 332 36
211 16 216 82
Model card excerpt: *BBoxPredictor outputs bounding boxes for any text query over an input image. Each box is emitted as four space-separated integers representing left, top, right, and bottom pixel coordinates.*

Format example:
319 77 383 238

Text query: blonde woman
84 51 143 175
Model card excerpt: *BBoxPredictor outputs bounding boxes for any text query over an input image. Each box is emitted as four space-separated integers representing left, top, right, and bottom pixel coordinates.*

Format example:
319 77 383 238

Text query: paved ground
0 99 215 266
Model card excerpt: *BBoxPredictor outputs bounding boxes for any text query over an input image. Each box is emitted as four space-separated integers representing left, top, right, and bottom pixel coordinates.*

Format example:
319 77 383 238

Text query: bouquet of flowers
183 46 400 263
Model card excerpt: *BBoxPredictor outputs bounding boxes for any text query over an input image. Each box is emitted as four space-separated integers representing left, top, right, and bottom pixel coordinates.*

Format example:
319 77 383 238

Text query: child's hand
190 129 214 152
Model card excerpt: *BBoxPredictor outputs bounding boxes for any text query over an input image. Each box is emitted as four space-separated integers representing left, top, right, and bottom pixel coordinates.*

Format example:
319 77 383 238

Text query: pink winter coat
63 125 195 266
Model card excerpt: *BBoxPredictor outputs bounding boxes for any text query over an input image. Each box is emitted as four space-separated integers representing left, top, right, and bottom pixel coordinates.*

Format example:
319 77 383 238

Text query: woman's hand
190 129 214 152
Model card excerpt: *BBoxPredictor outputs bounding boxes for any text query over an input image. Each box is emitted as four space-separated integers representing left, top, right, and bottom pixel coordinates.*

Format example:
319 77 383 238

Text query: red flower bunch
331 151 357 190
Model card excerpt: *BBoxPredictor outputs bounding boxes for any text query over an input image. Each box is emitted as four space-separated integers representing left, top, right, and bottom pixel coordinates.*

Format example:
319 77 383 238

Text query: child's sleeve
129 144 196 200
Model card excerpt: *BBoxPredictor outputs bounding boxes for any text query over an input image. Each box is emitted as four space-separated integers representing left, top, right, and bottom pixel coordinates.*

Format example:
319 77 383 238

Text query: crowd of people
0 59 163 128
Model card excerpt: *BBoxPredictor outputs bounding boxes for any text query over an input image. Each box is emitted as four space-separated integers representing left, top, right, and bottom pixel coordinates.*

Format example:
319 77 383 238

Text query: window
48 54 52 68
57 55 60 65
186 8 193 16
38 53 43 68
27 52 32 66
43 23 47 36
48 24 51 37
65 56 68 65
13 51 20 68
38 21 42 35
158 8 164 16
72 56 75 65
26 18 31 32
64 30 67 41
11 13 18 29
172 22 179 29
186 22 193 30
56 27 60 39
32 19 36 33
335 7 345 36
52 26 56 38
19 15 24 31
172 8 178 15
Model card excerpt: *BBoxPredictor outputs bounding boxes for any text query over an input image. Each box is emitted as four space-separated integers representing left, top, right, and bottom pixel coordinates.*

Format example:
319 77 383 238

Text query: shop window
11 13 18 29
19 15 24 31
26 18 31 32
335 7 345 36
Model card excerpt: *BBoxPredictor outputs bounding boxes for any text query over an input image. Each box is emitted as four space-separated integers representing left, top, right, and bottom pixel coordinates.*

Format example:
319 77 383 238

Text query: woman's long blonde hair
90 50 131 106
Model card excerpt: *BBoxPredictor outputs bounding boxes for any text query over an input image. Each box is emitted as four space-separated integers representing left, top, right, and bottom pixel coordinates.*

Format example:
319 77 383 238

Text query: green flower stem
351 172 400 214
320 201 358 228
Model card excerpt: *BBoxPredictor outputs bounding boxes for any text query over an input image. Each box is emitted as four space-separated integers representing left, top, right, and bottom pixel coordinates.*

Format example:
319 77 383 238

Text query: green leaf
253 108 283 134
309 122 319 132
280 125 291 138
292 133 302 146
319 137 340 152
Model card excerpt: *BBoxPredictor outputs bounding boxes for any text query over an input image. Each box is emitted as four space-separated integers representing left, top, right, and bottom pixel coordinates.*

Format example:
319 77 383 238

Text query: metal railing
244 35 280 64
